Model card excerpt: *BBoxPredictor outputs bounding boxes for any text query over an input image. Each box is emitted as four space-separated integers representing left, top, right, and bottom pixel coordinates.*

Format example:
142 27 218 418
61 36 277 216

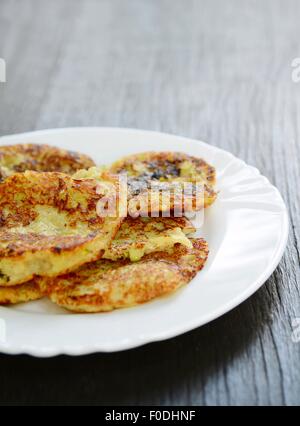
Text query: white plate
0 128 288 357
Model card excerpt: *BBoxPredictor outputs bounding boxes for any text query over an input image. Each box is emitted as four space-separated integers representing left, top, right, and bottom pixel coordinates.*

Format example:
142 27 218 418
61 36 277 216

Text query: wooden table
0 0 299 406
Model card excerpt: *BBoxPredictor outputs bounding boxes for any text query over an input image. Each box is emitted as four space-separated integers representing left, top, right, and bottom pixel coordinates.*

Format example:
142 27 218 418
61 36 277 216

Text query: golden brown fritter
109 151 216 184
0 281 43 305
74 162 217 217
104 216 195 261
127 180 217 217
0 171 124 286
39 238 209 313
109 152 216 215
0 143 95 181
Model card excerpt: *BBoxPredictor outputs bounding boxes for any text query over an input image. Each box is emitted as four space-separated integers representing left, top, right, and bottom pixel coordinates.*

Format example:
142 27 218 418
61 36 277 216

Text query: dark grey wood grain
0 0 299 406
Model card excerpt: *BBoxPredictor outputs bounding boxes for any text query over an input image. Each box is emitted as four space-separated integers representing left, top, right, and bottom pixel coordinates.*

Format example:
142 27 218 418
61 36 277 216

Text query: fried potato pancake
109 152 216 215
109 151 216 185
0 171 124 286
39 238 209 313
0 281 42 305
0 144 95 181
126 180 217 217
74 162 217 217
104 216 195 261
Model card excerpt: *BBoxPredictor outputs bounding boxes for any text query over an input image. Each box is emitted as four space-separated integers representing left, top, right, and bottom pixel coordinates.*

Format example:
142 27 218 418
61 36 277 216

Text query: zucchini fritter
0 281 42 305
0 171 124 286
109 152 216 215
127 180 217 217
39 238 209 313
104 216 195 261
109 151 216 185
74 160 217 217
0 144 95 181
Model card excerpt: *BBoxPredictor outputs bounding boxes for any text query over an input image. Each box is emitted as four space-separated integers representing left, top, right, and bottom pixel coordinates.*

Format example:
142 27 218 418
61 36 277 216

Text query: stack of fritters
0 144 216 312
